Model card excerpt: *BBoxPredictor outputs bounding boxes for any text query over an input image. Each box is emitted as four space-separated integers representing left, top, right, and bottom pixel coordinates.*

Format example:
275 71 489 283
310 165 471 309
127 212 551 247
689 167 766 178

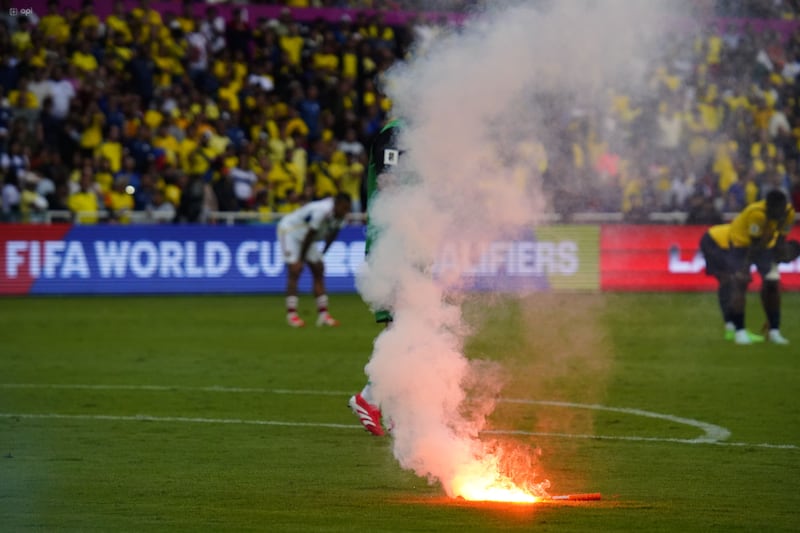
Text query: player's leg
305 245 338 326
700 233 734 337
349 388 385 436
280 233 306 327
359 318 393 402
349 226 390 435
349 319 392 436
717 277 735 340
757 254 789 344
726 248 764 344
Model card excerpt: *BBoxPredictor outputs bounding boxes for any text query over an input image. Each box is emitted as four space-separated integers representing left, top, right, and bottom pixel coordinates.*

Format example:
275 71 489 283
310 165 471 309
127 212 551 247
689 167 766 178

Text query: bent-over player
277 193 352 327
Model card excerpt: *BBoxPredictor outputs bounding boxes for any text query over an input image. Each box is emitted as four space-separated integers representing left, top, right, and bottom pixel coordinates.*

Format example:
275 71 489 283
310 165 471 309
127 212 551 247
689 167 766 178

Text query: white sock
316 294 329 314
286 295 299 314
725 322 735 332
360 383 375 405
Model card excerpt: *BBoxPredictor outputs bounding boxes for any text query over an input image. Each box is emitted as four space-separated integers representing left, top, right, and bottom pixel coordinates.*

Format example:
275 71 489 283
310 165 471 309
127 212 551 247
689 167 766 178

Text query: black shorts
700 232 775 279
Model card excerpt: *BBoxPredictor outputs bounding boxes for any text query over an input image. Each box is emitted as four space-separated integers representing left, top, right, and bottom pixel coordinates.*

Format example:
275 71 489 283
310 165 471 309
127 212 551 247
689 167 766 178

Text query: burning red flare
450 453 548 503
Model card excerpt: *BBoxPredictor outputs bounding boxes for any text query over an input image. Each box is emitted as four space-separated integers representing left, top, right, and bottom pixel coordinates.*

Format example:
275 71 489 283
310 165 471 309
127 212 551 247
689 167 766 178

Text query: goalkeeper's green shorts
374 310 393 323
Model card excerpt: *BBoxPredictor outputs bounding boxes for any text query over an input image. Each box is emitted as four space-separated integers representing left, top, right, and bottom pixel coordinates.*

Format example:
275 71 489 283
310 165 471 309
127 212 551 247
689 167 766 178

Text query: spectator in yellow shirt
698 95 723 133
132 0 163 27
106 0 133 43
153 125 180 167
8 82 39 110
254 189 274 222
309 148 341 200
340 37 360 79
80 105 105 156
153 42 184 89
178 133 199 175
163 178 182 208
313 41 340 77
105 176 135 224
751 129 777 174
144 106 164 130
77 0 100 31
68 168 101 224
107 31 134 72
280 24 304 70
39 1 70 43
188 132 220 180
268 150 304 213
712 137 738 195
339 152 365 213
71 40 99 75
360 14 395 46
706 32 723 70
177 3 196 34
95 125 124 174
218 74 243 113
11 17 33 53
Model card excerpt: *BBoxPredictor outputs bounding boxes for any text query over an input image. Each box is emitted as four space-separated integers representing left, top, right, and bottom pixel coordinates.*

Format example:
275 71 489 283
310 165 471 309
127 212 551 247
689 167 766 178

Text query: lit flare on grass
454 476 540 503
450 455 546 504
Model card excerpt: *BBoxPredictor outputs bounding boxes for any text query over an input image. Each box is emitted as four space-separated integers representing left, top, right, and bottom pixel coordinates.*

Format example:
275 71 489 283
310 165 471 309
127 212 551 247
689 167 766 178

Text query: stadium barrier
603 225 800 291
2 223 799 295
21 1 800 39
35 209 800 226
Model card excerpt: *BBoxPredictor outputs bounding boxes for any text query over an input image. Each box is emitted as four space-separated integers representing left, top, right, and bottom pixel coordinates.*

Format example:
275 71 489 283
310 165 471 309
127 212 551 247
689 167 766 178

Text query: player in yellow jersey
700 190 796 345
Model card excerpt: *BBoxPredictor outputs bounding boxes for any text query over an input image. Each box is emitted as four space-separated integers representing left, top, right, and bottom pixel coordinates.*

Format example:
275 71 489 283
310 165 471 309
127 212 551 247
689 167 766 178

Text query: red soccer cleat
287 313 305 328
316 312 340 327
348 393 384 436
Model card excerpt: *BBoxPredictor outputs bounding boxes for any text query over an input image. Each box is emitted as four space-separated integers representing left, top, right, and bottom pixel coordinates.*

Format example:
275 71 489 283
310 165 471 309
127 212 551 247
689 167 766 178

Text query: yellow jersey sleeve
763 205 798 248
708 224 731 248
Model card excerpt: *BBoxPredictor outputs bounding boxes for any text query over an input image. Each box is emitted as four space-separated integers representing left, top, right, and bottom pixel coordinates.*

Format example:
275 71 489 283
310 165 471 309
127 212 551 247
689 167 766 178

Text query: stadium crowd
1 0 800 224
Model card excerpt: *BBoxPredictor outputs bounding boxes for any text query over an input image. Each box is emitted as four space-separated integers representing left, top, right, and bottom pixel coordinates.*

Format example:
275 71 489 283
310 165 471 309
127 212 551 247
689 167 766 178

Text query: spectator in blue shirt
298 84 322 141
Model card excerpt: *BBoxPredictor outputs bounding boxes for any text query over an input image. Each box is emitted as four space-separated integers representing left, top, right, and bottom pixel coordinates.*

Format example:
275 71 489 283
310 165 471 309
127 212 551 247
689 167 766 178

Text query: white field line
1 412 796 450
0 412 357 430
1 383 796 450
500 399 731 443
0 383 347 395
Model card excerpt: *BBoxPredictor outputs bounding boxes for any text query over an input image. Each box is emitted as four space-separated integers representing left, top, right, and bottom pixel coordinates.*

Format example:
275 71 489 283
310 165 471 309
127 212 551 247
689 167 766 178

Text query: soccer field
1 292 798 531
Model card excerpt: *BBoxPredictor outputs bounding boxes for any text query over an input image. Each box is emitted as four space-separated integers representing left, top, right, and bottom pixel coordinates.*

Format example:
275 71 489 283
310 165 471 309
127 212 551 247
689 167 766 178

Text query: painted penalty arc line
0 383 349 396
1 383 794 450
0 383 729 442
499 398 731 443
0 383 739 442
1 412 797 450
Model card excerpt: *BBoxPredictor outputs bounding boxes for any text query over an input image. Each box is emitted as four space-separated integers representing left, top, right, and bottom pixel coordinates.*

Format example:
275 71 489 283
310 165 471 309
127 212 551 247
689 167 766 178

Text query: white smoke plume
357 0 673 498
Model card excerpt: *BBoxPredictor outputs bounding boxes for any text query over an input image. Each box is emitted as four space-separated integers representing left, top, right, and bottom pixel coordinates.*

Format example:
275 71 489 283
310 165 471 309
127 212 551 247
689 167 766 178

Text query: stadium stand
0 0 799 224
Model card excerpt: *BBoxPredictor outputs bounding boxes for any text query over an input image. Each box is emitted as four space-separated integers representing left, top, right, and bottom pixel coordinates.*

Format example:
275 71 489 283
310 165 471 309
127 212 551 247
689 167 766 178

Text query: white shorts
279 231 323 264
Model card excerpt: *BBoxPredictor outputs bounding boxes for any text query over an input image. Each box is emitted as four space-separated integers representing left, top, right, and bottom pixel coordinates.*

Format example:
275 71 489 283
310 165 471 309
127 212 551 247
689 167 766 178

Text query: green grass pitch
1 292 798 531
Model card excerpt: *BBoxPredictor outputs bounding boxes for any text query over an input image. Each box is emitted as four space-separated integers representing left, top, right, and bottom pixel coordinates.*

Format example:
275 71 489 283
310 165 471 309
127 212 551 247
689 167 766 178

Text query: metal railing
21 209 799 226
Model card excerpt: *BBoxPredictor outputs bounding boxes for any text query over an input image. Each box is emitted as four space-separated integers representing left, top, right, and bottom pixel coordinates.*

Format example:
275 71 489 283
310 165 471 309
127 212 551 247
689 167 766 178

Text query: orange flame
450 453 546 503
454 476 540 503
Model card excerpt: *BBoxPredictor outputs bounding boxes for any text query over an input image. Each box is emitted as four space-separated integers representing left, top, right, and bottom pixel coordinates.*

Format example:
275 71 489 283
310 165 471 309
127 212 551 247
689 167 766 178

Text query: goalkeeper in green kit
348 118 403 436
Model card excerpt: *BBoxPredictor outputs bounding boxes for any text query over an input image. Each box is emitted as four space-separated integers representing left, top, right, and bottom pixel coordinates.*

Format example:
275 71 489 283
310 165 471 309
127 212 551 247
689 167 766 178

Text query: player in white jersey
277 193 352 327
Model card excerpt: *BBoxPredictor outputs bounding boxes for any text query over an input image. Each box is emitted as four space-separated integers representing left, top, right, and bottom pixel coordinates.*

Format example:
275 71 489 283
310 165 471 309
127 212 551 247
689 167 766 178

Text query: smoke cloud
357 0 673 498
